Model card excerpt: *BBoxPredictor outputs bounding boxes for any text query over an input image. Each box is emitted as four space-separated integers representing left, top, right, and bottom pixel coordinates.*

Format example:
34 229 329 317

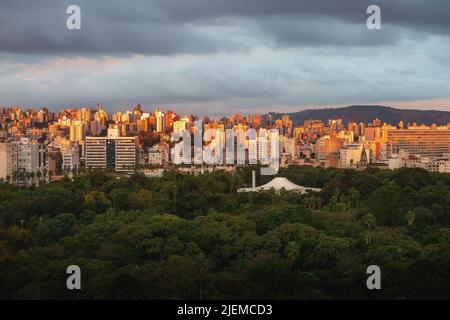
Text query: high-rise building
315 134 343 161
155 109 165 133
85 136 138 174
348 122 359 137
148 147 163 166
36 107 48 124
47 146 63 176
364 127 382 141
152 143 170 166
115 137 139 173
165 110 175 130
359 122 365 136
279 136 295 157
77 107 92 122
328 119 344 131
85 137 107 170
387 127 450 158
340 144 371 169
0 142 17 181
173 117 189 133
62 143 80 172
69 120 85 144
0 142 8 180
17 138 46 174
107 127 120 138
137 118 149 132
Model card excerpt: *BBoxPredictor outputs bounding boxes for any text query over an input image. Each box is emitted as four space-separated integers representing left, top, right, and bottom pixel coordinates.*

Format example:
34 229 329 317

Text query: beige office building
387 128 450 158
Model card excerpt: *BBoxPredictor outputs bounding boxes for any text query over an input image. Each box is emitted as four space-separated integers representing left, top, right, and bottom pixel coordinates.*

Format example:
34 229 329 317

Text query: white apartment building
17 138 46 174
62 143 80 172
340 144 370 169
85 137 107 169
0 142 17 180
148 146 163 166
85 136 138 174
115 137 138 173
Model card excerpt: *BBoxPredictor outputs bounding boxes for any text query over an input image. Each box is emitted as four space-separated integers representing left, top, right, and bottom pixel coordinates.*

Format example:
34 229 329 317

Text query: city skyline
2 102 450 121
1 102 450 186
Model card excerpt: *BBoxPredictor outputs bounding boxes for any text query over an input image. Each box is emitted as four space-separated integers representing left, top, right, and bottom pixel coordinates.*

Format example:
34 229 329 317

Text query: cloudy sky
1 0 450 115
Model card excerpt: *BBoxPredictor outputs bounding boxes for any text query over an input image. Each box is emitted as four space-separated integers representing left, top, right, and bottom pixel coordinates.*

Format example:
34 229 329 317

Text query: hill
268 105 450 125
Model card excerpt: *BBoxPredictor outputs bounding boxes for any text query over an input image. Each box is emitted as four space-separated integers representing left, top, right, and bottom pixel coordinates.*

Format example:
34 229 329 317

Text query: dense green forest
0 166 450 299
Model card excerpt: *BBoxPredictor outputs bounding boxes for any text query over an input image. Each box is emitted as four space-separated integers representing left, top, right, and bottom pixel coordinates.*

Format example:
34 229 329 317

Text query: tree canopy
0 166 449 299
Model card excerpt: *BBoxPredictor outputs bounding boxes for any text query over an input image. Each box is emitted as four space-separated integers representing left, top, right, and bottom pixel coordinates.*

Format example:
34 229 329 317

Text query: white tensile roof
237 177 322 193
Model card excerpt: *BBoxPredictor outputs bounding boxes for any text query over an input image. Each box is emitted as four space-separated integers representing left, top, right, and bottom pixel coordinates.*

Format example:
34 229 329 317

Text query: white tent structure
237 177 321 194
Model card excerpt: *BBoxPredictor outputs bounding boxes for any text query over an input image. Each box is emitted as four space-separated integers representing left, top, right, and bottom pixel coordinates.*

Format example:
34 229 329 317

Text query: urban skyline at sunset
2 0 450 305
1 102 449 184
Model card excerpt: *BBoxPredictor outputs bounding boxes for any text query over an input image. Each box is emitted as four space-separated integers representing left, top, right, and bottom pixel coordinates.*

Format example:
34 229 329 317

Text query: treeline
0 166 449 299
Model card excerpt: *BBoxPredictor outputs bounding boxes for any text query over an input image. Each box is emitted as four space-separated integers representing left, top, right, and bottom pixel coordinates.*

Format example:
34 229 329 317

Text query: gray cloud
1 1 450 56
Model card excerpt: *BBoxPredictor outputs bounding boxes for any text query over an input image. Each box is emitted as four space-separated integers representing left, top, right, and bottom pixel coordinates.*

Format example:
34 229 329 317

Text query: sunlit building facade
387 128 450 158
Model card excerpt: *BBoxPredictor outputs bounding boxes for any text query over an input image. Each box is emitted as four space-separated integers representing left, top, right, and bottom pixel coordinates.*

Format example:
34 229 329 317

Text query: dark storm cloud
0 0 449 56
0 0 218 55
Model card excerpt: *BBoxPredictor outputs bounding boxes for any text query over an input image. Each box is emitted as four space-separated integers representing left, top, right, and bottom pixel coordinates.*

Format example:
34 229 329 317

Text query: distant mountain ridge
268 105 450 126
